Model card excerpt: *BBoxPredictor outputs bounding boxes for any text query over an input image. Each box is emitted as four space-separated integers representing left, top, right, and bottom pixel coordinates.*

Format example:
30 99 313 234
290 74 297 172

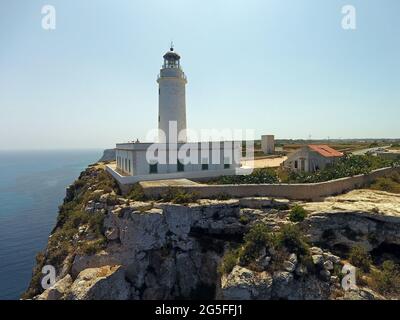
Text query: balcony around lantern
158 68 187 82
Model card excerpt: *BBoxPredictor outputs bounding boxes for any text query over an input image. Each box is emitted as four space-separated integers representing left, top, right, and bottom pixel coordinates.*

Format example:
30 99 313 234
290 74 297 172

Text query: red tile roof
308 145 344 158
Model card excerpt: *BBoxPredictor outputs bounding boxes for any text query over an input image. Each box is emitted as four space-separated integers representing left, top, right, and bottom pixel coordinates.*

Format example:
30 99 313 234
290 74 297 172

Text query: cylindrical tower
157 46 187 143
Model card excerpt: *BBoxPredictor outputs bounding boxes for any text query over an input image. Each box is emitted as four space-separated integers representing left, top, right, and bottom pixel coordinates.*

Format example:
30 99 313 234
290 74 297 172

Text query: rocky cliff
98 149 116 162
23 166 400 300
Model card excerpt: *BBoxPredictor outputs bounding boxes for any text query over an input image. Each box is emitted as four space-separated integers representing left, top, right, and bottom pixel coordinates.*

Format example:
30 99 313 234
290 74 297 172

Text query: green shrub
348 245 371 273
214 193 231 200
370 260 400 296
239 215 250 225
219 249 240 275
370 174 400 194
289 205 308 222
127 183 147 201
214 168 279 185
276 224 310 259
235 223 312 271
79 238 106 255
162 188 198 204
239 223 275 265
288 155 395 184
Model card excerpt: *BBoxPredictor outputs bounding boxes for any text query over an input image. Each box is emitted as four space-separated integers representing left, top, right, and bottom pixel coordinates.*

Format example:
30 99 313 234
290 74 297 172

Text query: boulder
36 275 73 300
67 265 130 300
221 266 273 300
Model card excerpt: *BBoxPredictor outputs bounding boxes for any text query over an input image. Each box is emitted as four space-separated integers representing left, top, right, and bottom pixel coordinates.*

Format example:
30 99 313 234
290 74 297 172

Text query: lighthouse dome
163 49 180 61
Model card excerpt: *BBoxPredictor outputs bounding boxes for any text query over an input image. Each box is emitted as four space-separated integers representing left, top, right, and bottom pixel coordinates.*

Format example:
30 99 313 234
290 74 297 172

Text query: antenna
170 41 174 51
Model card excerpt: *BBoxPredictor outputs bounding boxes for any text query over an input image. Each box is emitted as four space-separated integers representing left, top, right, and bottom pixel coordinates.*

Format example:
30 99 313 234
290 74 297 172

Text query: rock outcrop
25 167 400 300
98 149 116 162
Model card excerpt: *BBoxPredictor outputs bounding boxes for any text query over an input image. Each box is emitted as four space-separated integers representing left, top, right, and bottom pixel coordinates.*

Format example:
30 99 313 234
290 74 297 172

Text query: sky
0 0 399 150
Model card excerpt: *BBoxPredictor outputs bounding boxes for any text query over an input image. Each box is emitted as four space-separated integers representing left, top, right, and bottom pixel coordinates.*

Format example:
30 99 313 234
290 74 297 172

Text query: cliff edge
23 165 400 300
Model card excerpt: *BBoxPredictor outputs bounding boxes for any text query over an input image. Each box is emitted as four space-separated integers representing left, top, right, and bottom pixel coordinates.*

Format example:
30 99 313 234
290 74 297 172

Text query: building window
149 163 158 174
294 160 298 169
202 163 209 170
177 160 184 172
224 157 231 169
128 160 131 173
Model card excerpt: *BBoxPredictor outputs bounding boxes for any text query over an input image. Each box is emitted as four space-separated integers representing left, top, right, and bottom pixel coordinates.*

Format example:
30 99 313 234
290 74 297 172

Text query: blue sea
0 149 103 300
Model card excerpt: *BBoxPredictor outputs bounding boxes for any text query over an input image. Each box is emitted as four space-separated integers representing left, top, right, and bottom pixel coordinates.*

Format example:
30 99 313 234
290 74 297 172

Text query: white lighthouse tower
157 45 187 143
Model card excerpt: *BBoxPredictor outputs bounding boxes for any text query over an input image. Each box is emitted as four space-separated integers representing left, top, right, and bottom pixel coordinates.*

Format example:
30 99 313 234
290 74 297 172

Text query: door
300 158 306 172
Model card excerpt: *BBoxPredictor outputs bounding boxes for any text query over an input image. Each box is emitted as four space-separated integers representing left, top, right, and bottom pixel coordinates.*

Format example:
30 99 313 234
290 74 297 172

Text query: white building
107 46 242 185
283 145 344 173
261 135 275 154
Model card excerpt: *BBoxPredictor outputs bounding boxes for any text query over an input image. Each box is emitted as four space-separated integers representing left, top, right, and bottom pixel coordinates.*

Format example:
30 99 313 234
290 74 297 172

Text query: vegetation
239 215 250 225
239 224 276 266
218 248 240 275
210 168 279 185
287 155 398 184
127 183 147 201
370 172 400 194
276 224 310 262
79 238 107 255
22 168 119 299
348 245 372 273
161 188 199 204
369 261 400 296
219 223 311 274
289 205 308 222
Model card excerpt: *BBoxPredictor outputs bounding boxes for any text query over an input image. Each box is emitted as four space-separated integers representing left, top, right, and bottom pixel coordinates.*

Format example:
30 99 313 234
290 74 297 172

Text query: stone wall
142 167 400 201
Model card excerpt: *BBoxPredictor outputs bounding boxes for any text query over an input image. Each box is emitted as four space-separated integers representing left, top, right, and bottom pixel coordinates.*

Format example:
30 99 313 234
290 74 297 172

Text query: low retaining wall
142 167 400 201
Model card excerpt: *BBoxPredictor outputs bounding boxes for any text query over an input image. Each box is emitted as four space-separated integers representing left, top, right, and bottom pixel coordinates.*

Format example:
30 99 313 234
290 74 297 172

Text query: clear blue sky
1 0 399 149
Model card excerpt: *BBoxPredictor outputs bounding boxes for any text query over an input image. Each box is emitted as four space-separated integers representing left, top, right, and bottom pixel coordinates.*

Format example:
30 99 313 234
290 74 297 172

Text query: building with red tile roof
283 145 344 173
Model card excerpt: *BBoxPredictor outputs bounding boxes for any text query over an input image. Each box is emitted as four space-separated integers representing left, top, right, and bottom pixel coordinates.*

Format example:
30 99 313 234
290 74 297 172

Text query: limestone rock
36 275 73 300
67 265 130 300
239 197 272 209
71 251 121 277
221 266 273 300
323 260 334 271
312 255 324 267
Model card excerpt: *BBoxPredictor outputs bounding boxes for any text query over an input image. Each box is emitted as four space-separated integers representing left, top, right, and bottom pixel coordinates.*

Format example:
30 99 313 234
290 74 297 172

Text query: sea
0 149 103 300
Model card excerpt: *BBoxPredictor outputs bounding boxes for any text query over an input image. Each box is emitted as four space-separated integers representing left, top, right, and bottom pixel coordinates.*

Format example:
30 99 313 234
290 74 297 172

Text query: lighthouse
157 45 187 143
110 45 243 184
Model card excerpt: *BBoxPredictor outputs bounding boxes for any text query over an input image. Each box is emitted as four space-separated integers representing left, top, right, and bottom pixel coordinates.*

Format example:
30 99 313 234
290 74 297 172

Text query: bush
235 223 311 271
289 205 308 222
288 155 395 184
214 168 279 185
370 260 400 296
276 224 310 259
348 245 371 273
127 183 147 201
370 173 400 194
162 188 198 204
79 238 106 255
239 224 275 265
239 215 250 225
218 249 240 275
